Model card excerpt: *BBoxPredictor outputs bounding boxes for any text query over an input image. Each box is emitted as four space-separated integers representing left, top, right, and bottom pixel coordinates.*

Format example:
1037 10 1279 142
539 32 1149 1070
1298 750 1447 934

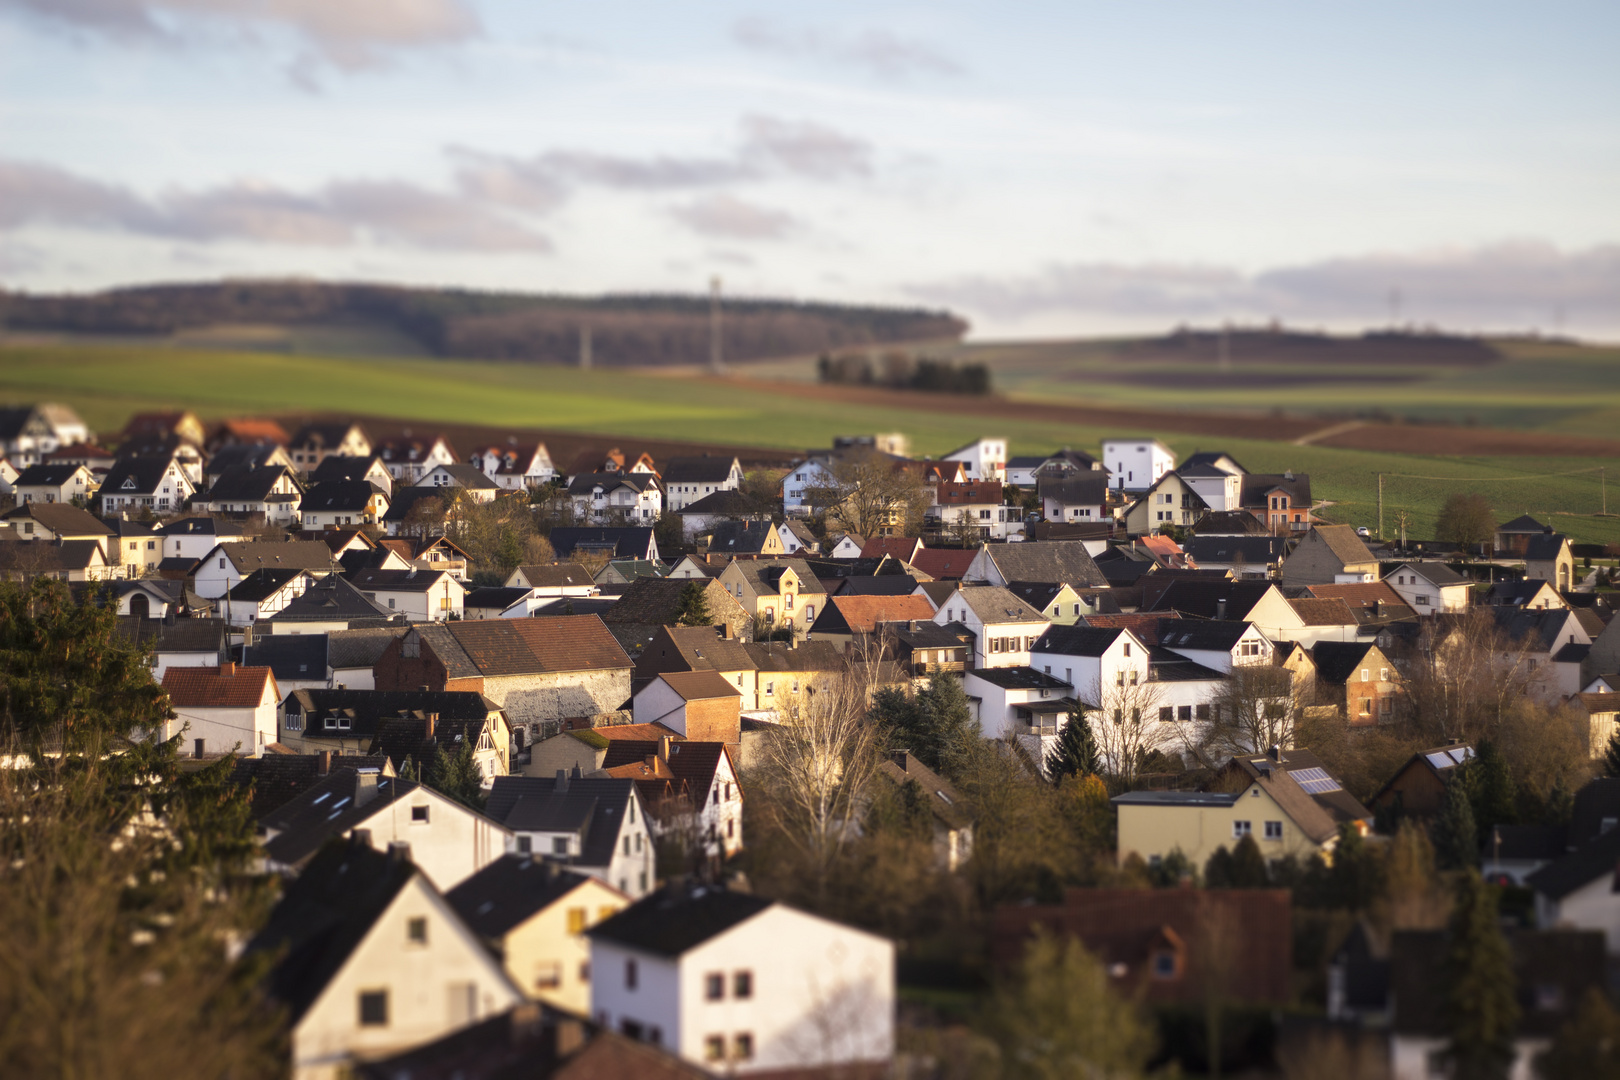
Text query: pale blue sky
2 1 1617 337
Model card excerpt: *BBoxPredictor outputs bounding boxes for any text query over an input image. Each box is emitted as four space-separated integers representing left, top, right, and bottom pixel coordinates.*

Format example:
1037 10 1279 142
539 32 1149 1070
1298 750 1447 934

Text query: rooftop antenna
709 275 725 375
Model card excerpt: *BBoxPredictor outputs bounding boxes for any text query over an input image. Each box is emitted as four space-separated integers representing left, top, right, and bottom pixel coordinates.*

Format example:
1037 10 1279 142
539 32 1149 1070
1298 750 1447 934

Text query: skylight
1290 767 1342 794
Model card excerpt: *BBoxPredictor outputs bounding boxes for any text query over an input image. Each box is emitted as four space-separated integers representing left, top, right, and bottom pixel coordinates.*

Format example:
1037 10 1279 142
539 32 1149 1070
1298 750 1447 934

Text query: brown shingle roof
163 664 277 708
656 670 742 701
824 593 936 634
1307 524 1378 568
515 563 596 588
1289 597 1359 626
426 617 632 677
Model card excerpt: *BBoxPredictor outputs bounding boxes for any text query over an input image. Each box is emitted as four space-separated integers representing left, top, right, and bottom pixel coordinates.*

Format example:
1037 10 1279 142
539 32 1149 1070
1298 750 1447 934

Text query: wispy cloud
910 243 1620 331
0 0 479 70
733 16 963 79
0 158 549 251
740 115 872 180
669 194 795 240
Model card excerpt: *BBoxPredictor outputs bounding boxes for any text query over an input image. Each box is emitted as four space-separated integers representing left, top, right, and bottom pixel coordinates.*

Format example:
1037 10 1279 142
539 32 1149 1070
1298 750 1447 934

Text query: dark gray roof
291 422 366 448
1312 641 1379 685
1240 473 1312 508
1489 607 1581 653
268 576 395 624
1525 533 1569 561
303 480 380 513
345 567 456 593
381 486 448 522
327 627 410 670
1488 824 1568 862
486 776 635 870
1033 624 1125 658
674 489 756 516
1497 514 1547 534
287 688 499 737
1183 451 1251 474
587 884 773 957
248 838 417 1023
423 464 499 490
662 455 739 484
549 527 656 561
1141 579 1279 620
1146 647 1226 683
1038 473 1109 505
228 567 307 603
14 462 86 486
566 472 659 496
966 666 1070 690
100 455 177 497
1394 561 1468 586
446 857 606 938
705 520 777 553
243 634 328 682
309 455 384 486
980 541 1108 589
1113 791 1241 807
1192 511 1270 536
206 464 296 503
260 769 420 868
228 752 392 817
466 586 535 611
220 541 341 574
207 443 283 476
158 516 244 538
1183 536 1287 565
1569 778 1620 848
113 614 226 654
1156 618 1253 652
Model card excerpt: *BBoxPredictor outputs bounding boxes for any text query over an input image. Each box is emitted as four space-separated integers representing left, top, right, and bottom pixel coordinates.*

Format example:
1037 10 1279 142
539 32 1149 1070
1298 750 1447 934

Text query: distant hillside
1124 326 1501 366
0 281 968 366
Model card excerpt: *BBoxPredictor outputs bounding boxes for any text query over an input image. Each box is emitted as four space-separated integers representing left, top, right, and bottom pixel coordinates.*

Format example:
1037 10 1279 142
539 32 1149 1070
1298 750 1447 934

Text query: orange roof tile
830 593 937 633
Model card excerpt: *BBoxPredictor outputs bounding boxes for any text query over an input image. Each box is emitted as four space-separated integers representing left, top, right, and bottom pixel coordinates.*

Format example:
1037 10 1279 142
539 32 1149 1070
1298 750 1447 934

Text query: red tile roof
934 481 1004 506
163 664 278 709
909 549 972 580
827 593 936 633
860 536 923 562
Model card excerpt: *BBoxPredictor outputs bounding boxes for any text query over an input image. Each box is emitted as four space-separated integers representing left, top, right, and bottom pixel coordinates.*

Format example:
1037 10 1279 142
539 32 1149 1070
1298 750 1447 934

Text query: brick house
374 616 634 744
631 672 742 746
1311 641 1402 725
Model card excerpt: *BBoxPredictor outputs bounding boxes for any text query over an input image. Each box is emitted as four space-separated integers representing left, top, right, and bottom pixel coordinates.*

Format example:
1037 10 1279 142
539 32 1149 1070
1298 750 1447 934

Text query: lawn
4 341 1619 546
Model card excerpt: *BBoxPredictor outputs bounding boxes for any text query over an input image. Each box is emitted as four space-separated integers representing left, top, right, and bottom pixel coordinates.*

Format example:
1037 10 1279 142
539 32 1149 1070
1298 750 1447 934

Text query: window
1417 595 1430 606
407 917 428 944
554 837 569 855
1380 668 1389 682
733 971 753 999
1361 668 1370 682
567 907 587 934
1196 704 1211 721
1116 671 1125 686
358 990 389 1026
1360 698 1372 716
535 962 562 990
1178 705 1192 722
1232 821 1251 838
1152 951 1178 979
1264 821 1283 840
733 1034 755 1061
705 1036 726 1062
1113 709 1123 725
705 973 725 1001
1123 643 1131 657
623 837 631 856
411 805 429 823
1159 706 1173 722
625 959 638 989
218 557 226 568
517 835 531 854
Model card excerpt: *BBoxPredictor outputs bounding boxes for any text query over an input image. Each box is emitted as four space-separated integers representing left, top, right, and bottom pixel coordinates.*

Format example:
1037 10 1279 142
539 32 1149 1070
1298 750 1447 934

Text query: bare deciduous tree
1199 663 1300 762
1403 609 1538 743
802 448 929 538
1083 674 1166 788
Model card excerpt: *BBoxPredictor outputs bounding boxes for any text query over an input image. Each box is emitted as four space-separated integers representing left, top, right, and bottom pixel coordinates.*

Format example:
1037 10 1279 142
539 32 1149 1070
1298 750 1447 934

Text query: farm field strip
4 342 1620 545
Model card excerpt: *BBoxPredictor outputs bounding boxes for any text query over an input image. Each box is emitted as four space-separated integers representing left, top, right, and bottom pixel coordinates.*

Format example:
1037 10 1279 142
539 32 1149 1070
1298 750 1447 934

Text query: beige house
1114 748 1368 869
446 857 629 1014
249 840 521 1080
716 558 828 630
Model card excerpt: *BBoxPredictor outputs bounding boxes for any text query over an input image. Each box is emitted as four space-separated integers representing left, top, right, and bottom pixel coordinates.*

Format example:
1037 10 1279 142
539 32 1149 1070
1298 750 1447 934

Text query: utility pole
1603 467 1607 517
709 276 724 375
1376 472 1384 539
579 325 592 370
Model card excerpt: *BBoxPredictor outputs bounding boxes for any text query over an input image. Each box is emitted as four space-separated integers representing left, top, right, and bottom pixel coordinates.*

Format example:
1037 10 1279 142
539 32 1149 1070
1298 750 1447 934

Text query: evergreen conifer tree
1443 871 1519 1080
1226 834 1270 888
675 582 713 627
1048 707 1101 782
1467 739 1517 846
1604 728 1620 779
425 741 485 810
1432 772 1480 871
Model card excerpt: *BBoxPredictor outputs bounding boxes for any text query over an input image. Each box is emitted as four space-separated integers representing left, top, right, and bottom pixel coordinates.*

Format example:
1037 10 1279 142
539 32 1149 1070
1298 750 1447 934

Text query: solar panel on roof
1426 752 1457 770
1448 747 1474 764
1290 766 1342 795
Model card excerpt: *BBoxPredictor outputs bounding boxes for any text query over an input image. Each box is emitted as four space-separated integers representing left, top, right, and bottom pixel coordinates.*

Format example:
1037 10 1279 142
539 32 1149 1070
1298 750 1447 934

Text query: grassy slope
3 342 1619 546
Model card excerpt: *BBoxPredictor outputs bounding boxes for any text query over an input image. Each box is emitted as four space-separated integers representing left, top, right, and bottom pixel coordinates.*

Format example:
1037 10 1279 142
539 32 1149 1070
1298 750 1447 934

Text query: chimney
242 624 253 648
420 685 430 694
351 828 371 848
658 735 672 763
387 840 411 864
317 749 333 776
554 1017 586 1057
890 749 910 770
556 768 569 793
1216 599 1227 621
164 606 176 626
1268 745 1283 762
721 622 733 640
223 661 235 676
355 770 381 808
425 712 437 741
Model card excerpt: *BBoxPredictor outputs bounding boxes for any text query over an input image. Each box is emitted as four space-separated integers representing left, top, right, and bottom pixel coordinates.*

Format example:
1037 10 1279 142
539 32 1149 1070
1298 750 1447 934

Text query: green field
3 341 1619 547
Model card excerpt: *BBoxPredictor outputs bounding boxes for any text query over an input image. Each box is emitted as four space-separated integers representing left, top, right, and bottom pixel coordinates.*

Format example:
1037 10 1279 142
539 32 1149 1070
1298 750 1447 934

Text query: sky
1 1 1618 339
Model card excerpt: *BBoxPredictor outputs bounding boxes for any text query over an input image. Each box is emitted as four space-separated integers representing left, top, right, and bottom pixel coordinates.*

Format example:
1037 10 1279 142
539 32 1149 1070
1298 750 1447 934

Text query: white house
346 567 465 622
631 672 742 742
598 737 745 861
567 473 662 523
926 481 1018 541
376 435 459 483
1101 437 1176 493
1178 463 1245 512
197 464 304 528
1030 624 1151 712
1155 618 1273 674
588 887 894 1075
12 462 95 506
1386 561 1472 615
157 516 249 563
963 666 1076 770
931 585 1051 669
776 520 818 556
299 480 390 530
97 455 196 517
161 662 280 758
943 437 1007 484
485 775 657 899
662 455 744 512
192 540 339 599
781 457 836 517
417 463 500 504
223 568 311 629
249 838 523 1080
259 766 513 890
467 443 555 490
1039 473 1110 523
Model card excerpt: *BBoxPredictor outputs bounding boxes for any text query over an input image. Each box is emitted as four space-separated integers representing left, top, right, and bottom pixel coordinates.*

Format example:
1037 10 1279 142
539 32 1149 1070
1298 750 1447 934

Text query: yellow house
1114 749 1369 870
445 855 629 1014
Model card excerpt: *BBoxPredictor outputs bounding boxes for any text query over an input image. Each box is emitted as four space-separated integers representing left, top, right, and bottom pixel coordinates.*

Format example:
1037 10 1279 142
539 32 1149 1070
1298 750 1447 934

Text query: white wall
166 702 276 757
351 786 511 891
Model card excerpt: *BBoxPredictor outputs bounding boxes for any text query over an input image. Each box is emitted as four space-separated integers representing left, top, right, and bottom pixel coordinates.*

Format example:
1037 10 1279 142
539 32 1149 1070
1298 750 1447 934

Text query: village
3 402 1620 1080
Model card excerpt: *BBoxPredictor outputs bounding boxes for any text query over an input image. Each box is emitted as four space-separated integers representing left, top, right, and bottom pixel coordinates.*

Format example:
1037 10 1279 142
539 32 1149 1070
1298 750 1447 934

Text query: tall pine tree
1467 739 1517 846
1049 707 1101 782
1604 728 1620 779
1443 871 1519 1080
1432 771 1480 871
425 740 486 810
674 582 713 627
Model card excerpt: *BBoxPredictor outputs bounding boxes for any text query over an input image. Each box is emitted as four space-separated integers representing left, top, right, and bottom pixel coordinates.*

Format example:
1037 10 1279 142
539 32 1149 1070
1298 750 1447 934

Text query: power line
1376 466 1609 483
